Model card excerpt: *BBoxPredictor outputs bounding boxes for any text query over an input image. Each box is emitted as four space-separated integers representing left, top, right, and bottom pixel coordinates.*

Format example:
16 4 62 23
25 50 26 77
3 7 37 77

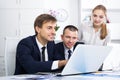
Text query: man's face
61 29 78 49
36 21 56 43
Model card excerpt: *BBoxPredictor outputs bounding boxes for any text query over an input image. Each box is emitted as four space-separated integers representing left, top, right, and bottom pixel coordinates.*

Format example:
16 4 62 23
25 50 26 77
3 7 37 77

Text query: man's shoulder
76 41 84 44
18 35 35 44
73 42 84 50
47 41 55 45
54 42 63 48
55 42 63 46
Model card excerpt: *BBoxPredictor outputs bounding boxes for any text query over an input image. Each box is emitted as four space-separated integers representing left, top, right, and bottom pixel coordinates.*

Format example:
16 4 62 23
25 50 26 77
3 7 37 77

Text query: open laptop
36 44 112 76
58 44 112 76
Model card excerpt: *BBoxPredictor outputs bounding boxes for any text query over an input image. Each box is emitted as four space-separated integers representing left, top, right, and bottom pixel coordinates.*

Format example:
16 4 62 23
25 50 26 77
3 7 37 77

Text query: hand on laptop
58 60 68 68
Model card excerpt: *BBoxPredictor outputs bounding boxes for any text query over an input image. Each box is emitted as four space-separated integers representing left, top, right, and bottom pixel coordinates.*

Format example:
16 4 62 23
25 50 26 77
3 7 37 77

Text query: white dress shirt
64 45 73 60
36 37 58 70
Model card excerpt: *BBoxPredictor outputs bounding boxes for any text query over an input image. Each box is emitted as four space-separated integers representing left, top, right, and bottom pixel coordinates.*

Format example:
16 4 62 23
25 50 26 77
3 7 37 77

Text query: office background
0 0 120 76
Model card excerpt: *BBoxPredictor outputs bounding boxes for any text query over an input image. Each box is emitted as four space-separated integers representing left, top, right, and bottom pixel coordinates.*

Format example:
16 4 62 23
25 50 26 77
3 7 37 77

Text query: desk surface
0 71 120 80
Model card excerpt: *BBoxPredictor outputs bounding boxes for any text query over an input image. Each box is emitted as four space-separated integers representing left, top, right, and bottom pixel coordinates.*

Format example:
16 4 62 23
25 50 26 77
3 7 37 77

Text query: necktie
68 50 72 59
41 47 46 61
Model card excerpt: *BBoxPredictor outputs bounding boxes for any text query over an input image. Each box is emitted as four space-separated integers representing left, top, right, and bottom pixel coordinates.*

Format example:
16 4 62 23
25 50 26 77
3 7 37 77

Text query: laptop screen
61 44 112 76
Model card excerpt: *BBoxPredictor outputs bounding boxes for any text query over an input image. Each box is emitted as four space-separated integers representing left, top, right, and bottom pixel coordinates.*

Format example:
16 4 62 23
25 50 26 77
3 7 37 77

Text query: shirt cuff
51 60 59 70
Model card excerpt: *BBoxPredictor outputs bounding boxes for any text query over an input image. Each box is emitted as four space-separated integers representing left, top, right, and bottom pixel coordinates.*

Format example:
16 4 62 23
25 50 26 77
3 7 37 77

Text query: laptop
58 44 112 76
36 44 112 76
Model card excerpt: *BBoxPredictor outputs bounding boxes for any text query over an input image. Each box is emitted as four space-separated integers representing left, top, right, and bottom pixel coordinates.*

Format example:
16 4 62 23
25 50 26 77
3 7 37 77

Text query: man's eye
65 36 70 38
93 14 97 17
48 26 52 29
73 37 77 39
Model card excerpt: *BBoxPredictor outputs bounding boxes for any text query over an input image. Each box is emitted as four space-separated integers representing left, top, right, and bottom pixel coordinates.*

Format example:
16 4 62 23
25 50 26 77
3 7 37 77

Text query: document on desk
68 75 120 80
9 74 54 80
90 71 120 78
65 71 120 80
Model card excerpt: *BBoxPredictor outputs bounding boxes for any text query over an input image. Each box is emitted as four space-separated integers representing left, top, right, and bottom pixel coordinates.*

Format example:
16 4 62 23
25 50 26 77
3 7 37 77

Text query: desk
0 71 120 80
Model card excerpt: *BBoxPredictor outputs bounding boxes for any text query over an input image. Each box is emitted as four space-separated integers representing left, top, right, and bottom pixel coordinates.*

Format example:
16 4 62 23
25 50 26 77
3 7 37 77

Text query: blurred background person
78 5 111 46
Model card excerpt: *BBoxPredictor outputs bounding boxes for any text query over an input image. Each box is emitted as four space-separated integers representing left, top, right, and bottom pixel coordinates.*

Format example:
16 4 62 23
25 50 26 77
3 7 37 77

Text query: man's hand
58 60 68 68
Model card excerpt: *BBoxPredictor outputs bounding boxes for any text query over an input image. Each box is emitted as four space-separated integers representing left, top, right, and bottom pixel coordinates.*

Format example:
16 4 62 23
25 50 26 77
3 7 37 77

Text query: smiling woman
78 5 111 46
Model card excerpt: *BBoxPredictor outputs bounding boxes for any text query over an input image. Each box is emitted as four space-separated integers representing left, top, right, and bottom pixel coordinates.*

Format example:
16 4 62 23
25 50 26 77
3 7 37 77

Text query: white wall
0 0 79 40
43 0 79 40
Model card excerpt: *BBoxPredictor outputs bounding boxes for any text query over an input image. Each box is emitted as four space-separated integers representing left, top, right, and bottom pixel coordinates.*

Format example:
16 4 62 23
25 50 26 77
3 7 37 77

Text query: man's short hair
34 14 57 34
63 25 78 34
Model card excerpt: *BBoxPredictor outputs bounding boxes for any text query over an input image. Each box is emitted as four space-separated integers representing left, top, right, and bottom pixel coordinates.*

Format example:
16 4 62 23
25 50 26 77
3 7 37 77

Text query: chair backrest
4 37 20 76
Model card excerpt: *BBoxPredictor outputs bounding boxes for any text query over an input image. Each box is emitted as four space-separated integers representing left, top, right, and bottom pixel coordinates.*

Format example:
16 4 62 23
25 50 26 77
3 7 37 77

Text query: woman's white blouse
78 21 111 46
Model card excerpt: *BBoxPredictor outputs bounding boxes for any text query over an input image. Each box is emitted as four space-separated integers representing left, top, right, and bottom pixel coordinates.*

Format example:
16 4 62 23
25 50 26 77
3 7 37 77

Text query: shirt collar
63 44 73 53
90 23 102 33
36 37 47 49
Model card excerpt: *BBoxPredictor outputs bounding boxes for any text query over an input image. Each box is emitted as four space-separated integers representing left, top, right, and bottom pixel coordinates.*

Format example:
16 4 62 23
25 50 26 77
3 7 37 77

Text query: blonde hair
92 5 107 40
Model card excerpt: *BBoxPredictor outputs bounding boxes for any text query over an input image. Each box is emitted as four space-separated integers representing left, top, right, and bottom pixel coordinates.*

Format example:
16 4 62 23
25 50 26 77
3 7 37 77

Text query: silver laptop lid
61 44 112 76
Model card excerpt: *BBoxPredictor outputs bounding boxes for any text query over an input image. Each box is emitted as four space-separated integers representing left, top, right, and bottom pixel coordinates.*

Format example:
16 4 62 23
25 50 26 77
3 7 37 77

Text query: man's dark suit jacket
54 42 84 60
14 35 55 75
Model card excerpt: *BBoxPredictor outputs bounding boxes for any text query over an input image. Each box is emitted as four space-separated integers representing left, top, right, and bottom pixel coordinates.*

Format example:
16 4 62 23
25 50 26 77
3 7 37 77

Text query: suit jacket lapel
31 35 42 60
47 41 55 60
61 42 65 59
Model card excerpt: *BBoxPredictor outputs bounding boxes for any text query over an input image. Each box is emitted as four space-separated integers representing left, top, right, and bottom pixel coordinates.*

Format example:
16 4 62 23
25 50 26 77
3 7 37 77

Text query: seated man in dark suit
54 25 84 60
14 14 67 75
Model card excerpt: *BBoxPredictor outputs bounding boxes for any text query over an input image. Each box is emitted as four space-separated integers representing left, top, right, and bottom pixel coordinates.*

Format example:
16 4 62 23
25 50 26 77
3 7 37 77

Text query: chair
4 37 20 76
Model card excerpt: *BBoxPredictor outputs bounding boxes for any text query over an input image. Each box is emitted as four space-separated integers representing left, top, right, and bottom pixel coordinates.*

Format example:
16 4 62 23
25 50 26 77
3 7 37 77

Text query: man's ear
61 35 64 40
35 26 41 34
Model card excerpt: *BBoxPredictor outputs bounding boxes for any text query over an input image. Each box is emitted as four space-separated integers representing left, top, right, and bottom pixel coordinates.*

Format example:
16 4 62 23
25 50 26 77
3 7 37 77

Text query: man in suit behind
54 25 84 60
14 14 67 75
